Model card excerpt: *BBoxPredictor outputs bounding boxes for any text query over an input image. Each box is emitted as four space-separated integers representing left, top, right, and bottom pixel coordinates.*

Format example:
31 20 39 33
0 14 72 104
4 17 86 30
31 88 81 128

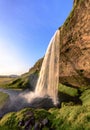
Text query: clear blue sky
0 0 73 75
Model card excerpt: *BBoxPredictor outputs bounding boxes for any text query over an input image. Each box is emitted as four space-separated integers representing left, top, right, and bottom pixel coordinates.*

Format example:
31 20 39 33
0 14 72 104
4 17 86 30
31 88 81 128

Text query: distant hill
0 75 19 78
0 58 43 89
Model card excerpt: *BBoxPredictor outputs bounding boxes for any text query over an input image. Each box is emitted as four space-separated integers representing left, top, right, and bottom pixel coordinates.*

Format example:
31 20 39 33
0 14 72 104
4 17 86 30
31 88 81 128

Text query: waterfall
35 30 60 105
0 30 60 116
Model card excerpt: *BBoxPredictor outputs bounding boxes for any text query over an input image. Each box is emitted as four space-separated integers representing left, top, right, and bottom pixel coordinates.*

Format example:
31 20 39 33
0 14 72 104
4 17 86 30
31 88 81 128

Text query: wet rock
30 96 55 109
34 122 40 130
30 116 35 126
26 111 34 117
25 125 32 130
41 118 49 126
18 119 25 126
24 116 35 129
25 119 31 127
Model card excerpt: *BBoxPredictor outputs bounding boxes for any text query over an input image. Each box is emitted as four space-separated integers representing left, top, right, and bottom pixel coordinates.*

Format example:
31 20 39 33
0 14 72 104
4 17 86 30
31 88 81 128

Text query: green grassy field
0 80 90 130
0 77 14 86
0 84 89 130
0 92 9 109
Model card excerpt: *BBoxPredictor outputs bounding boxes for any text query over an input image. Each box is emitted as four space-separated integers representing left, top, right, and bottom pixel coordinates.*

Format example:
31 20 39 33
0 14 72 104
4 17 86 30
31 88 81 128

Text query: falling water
35 30 60 105
0 30 60 116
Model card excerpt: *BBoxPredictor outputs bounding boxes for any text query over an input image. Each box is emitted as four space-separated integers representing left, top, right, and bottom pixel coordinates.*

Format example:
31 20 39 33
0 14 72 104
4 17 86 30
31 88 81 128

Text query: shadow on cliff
58 91 82 107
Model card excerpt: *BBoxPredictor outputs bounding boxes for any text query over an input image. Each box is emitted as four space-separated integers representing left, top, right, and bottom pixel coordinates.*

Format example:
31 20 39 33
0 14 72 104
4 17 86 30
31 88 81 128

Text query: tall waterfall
0 30 60 116
35 30 60 105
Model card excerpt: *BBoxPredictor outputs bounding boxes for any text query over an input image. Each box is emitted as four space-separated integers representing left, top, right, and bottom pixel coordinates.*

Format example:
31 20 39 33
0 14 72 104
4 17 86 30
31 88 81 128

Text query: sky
0 0 73 75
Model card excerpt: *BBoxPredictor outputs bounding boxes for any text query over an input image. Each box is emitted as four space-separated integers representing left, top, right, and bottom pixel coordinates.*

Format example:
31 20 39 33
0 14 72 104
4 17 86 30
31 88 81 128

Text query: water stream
35 30 60 105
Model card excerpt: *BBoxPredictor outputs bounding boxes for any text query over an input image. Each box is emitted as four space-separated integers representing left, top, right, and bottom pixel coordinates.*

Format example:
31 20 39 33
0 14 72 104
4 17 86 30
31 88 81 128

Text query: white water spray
0 30 60 117
35 30 60 105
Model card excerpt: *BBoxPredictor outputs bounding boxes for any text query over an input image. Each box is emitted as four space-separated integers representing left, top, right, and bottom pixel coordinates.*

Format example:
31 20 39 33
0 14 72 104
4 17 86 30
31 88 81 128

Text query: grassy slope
0 77 15 87
0 58 43 90
0 84 90 130
0 92 9 109
50 105 90 130
0 72 32 90
0 108 52 130
49 85 90 130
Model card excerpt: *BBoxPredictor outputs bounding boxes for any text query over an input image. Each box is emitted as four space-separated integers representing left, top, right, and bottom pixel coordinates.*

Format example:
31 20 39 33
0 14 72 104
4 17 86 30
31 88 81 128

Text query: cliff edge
59 0 90 88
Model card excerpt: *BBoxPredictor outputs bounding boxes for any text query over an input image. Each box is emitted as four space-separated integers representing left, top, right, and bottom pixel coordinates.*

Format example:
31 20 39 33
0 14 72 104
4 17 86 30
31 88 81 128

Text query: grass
0 104 89 130
0 92 9 109
50 105 90 130
9 58 43 90
63 0 84 30
0 58 42 90
0 86 90 130
0 108 53 130
0 112 19 130
58 84 78 97
80 89 90 105
0 77 15 87
8 78 30 89
0 76 32 90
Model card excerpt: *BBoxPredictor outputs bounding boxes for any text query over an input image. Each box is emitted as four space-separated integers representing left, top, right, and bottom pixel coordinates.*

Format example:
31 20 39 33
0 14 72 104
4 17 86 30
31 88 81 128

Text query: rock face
59 0 90 87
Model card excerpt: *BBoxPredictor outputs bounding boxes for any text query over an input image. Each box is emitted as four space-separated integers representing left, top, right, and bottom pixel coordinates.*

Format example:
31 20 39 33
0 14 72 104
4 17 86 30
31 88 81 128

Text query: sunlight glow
0 39 29 75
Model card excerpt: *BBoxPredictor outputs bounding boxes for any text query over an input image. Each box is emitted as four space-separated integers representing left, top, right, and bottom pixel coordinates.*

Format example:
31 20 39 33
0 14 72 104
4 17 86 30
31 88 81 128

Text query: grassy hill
0 84 90 130
0 76 16 87
0 58 43 90
0 92 9 110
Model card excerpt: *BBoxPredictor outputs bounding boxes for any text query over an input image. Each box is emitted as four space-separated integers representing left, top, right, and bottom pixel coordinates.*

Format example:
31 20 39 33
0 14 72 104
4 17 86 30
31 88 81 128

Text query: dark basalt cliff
59 0 90 88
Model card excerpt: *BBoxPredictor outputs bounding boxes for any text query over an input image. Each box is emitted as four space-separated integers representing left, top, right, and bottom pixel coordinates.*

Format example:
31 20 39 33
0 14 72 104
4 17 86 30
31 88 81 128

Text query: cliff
59 0 90 88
